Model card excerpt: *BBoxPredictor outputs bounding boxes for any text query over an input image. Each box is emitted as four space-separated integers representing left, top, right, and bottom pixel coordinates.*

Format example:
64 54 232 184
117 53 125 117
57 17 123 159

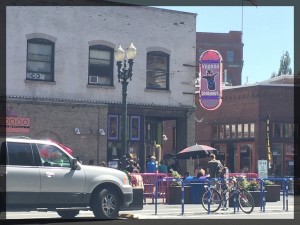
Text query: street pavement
3 195 296 220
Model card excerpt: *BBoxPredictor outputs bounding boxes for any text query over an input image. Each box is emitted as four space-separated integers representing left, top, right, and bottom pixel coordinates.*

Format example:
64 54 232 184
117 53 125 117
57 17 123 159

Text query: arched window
88 45 114 86
26 38 54 81
146 51 169 90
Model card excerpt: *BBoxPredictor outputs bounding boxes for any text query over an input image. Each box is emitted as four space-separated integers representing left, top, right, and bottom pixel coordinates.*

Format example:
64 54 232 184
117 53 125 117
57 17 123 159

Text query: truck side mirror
71 158 78 170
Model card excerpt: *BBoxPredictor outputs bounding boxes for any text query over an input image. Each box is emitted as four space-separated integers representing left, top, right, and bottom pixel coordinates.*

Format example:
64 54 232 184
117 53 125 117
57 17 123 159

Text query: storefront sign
258 160 268 178
0 117 30 133
199 49 223 110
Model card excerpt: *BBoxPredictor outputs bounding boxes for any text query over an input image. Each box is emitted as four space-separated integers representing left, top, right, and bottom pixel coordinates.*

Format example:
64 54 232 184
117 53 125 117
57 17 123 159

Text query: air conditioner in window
89 76 99 84
27 72 45 80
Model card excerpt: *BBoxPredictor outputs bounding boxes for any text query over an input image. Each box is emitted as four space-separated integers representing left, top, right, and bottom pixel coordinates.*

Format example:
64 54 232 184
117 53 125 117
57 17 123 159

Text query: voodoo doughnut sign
199 50 223 110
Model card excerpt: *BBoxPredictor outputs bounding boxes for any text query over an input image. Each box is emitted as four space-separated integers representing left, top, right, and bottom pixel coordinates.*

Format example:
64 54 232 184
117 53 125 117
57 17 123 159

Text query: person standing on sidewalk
207 153 224 188
207 153 223 178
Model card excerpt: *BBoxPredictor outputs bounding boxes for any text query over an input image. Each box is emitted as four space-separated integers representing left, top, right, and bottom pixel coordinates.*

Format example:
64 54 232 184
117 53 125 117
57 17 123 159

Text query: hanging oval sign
199 49 223 110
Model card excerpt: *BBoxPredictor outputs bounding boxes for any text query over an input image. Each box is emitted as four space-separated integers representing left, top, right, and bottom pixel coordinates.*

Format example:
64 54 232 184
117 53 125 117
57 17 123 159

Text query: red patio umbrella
176 144 218 159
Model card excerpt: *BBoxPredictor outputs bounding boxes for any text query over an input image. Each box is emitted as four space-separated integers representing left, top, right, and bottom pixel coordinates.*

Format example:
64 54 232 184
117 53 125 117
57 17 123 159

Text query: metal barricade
155 177 184 215
138 173 168 203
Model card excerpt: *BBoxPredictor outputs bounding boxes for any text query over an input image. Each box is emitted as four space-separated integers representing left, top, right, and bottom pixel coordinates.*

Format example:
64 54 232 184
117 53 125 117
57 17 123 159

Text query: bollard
285 179 289 211
260 179 265 212
207 180 211 214
181 182 184 215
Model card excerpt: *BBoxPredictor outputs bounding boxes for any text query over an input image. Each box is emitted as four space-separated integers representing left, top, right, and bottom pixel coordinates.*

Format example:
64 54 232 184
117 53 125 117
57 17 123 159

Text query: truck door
36 143 85 207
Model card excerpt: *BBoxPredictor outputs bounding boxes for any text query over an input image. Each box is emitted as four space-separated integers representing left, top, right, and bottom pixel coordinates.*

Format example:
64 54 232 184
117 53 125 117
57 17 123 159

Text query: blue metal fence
153 176 294 215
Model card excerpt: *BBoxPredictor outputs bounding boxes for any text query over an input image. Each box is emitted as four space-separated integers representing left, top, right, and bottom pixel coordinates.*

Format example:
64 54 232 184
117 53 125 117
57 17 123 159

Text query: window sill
144 88 171 93
87 84 115 89
25 79 56 85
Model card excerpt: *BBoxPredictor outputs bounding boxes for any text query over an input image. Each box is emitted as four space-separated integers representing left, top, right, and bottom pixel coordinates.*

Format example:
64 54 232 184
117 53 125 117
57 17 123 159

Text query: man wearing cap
146 156 158 173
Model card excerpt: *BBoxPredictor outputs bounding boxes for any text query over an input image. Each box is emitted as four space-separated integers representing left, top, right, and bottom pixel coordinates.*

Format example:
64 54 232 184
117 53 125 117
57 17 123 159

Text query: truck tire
92 188 120 219
57 209 79 219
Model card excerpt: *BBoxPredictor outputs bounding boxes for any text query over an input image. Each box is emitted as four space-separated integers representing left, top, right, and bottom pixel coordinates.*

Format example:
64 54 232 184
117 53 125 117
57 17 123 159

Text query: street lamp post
114 43 137 170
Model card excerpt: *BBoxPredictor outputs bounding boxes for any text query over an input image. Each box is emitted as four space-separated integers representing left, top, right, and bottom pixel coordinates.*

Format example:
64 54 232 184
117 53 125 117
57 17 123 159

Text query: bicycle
201 180 255 214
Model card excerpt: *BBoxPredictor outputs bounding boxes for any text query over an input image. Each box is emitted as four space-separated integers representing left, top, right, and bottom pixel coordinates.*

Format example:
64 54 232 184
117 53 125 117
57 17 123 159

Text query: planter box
126 188 143 210
248 191 263 207
166 186 190 204
190 183 206 204
229 190 264 207
265 185 281 202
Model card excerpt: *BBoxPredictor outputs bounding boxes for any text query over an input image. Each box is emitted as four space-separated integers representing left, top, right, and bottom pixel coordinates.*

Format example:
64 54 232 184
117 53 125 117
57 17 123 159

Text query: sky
155 6 294 85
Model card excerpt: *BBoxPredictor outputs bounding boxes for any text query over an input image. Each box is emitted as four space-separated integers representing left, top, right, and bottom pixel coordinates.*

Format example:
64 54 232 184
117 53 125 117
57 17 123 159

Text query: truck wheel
57 210 79 219
92 188 120 219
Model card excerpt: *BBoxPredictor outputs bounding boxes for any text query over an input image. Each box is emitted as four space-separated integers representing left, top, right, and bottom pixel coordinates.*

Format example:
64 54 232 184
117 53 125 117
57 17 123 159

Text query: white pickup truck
0 138 133 219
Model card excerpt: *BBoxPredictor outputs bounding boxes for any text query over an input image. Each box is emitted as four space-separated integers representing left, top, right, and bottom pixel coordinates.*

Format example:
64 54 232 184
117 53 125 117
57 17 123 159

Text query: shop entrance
144 117 178 172
215 142 254 173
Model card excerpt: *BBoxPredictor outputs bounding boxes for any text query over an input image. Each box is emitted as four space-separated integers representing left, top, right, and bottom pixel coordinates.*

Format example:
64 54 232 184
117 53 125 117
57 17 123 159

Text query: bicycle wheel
201 189 222 212
238 189 254 214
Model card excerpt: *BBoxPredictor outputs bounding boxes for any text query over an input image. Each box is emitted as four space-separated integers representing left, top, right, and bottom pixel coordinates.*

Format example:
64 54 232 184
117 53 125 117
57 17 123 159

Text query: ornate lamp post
114 43 137 169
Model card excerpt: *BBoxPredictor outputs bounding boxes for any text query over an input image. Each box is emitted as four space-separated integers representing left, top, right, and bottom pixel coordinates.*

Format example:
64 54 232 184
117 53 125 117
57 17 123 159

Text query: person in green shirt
158 159 168 173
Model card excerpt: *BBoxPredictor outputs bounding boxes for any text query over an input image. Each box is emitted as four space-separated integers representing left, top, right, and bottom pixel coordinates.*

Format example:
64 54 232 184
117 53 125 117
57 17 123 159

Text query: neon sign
199 50 223 110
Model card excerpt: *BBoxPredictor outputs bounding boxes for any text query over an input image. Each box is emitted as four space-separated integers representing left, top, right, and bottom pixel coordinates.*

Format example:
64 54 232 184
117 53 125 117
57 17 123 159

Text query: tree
278 51 292 76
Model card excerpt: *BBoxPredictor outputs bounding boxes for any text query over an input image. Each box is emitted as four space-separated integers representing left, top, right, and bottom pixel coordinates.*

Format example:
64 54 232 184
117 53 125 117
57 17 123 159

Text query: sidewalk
119 195 295 219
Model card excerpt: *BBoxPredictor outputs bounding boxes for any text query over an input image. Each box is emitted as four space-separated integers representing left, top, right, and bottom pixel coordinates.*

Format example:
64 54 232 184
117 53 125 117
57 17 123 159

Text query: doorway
215 142 254 173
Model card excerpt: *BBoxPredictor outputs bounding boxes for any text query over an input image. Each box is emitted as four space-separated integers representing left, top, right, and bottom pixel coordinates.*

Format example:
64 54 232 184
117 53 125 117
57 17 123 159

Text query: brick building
195 75 296 177
196 31 243 86
3 6 197 171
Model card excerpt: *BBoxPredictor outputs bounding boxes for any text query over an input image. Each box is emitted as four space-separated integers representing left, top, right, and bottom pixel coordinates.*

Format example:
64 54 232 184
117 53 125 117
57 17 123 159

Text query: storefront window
214 144 226 166
250 123 255 138
274 123 281 138
240 144 251 172
107 142 122 162
212 123 255 140
290 124 295 138
243 124 249 138
282 124 288 138
231 124 236 139
108 115 118 140
225 125 230 139
212 125 218 139
128 142 140 162
237 124 242 138
284 144 294 177
271 143 283 177
130 116 140 140
219 125 224 139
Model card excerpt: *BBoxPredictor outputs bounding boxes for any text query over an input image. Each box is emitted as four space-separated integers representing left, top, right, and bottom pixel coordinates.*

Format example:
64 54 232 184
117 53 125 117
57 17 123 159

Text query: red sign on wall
199 50 223 110
0 117 31 133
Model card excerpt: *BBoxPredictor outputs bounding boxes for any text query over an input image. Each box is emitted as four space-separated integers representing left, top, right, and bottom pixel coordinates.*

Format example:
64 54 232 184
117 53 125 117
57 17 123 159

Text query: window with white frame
88 45 113 86
26 38 54 81
146 51 169 89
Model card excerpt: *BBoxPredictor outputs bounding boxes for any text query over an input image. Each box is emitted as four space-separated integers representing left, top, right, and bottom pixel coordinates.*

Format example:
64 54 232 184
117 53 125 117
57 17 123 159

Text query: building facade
195 75 296 177
4 6 197 171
